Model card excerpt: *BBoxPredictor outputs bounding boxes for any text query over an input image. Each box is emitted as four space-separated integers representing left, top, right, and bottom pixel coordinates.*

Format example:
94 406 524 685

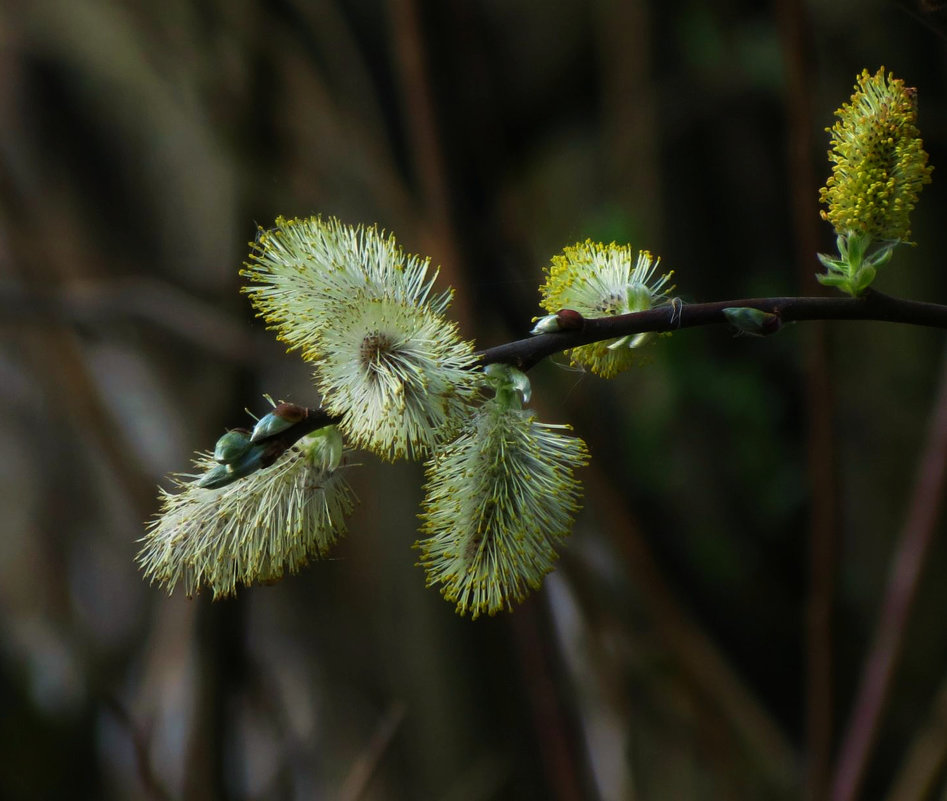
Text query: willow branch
254 289 947 454
477 290 947 370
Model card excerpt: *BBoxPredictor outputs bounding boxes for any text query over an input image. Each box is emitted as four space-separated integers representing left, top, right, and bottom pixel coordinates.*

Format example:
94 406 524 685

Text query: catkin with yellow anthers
416 399 588 619
538 240 673 377
313 297 480 461
820 68 932 242
241 215 452 361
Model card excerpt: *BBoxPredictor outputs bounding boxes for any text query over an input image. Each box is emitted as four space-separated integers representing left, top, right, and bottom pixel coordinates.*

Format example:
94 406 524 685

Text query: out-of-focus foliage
1 1 946 799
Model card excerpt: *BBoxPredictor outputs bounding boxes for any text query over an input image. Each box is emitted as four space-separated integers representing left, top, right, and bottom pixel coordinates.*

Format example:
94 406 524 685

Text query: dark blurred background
2 1 947 799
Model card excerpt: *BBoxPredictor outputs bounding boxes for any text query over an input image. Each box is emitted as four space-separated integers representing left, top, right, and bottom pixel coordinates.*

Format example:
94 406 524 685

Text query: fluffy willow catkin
538 240 674 378
242 215 480 461
313 296 480 460
820 67 932 242
140 429 355 599
416 366 589 619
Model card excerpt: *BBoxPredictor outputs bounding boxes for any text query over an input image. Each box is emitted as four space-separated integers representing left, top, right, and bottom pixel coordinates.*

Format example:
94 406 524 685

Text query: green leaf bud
722 307 782 337
197 444 267 489
484 363 532 407
249 402 308 443
214 428 252 463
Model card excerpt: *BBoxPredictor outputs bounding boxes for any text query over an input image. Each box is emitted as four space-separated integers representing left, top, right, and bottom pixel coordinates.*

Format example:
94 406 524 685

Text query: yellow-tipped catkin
314 297 480 461
820 67 932 242
538 241 673 378
416 368 588 618
242 216 452 360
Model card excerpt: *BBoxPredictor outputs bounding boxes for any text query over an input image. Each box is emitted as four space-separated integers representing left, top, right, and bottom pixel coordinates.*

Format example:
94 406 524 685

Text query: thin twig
251 291 947 455
831 346 947 801
476 291 947 370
